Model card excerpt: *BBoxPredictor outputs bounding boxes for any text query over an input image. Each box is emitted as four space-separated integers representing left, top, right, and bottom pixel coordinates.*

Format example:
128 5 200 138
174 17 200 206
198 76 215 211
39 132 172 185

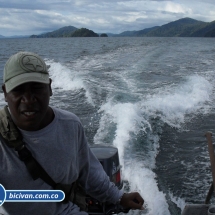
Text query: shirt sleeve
77 123 123 204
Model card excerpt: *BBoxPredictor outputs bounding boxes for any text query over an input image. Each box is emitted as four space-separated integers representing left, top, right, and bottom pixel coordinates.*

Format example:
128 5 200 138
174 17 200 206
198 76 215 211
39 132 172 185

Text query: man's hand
120 192 144 210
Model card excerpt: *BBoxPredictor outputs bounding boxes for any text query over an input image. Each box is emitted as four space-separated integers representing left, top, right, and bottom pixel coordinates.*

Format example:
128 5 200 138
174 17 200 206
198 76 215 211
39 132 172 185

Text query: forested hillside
29 17 215 38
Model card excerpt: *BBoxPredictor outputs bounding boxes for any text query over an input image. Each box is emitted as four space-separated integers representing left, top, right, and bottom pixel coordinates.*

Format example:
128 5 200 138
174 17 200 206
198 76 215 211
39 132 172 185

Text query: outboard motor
90 145 123 189
88 144 129 215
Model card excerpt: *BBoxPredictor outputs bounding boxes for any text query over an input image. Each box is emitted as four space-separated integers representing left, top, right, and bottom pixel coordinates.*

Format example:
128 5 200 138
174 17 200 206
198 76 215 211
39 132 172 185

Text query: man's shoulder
51 107 81 124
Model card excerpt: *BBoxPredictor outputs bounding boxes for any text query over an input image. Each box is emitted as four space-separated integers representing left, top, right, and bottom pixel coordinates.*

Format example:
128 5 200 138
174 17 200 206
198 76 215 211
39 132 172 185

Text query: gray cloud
0 0 215 36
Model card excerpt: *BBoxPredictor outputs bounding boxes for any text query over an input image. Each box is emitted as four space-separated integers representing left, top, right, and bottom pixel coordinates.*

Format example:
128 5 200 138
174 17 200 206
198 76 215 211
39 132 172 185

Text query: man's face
2 80 53 131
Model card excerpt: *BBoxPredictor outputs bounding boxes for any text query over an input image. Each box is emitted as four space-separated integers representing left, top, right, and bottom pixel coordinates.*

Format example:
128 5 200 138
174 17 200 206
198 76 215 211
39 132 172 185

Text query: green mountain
30 26 99 38
145 17 206 37
100 33 108 37
30 26 78 38
71 28 99 37
190 20 215 37
205 28 215 37
119 18 215 37
116 26 159 37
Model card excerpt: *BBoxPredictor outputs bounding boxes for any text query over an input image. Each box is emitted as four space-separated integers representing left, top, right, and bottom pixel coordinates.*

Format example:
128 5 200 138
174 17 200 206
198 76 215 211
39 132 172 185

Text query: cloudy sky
1 0 215 36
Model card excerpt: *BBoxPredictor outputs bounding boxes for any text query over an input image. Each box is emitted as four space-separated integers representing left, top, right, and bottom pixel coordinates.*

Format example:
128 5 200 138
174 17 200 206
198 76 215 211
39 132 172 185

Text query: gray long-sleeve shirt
0 107 123 215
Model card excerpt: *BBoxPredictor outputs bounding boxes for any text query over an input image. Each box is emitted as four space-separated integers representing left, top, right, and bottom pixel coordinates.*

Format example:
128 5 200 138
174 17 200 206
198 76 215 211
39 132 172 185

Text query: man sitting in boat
0 51 144 215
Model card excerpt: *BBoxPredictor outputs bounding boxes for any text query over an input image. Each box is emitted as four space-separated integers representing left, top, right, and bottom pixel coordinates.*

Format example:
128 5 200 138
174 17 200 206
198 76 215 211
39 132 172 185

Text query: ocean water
1 37 215 215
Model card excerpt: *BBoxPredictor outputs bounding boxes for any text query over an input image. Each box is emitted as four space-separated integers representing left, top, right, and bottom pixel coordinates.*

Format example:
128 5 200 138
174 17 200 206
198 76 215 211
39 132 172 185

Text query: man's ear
49 78 53 96
2 85 8 102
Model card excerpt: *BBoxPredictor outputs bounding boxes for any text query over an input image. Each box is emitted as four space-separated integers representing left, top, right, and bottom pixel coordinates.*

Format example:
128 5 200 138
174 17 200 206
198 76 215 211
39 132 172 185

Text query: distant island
30 27 107 38
1 17 215 38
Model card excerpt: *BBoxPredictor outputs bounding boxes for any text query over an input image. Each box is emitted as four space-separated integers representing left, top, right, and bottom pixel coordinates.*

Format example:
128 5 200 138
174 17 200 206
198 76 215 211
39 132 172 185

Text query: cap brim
5 72 50 93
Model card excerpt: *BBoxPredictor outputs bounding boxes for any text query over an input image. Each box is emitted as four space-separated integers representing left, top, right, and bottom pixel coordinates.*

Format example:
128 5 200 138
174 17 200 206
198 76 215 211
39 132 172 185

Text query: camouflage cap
3 51 50 92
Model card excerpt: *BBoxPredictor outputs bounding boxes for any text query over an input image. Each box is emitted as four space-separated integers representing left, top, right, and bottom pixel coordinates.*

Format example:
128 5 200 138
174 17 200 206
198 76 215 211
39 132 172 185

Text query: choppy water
1 37 215 215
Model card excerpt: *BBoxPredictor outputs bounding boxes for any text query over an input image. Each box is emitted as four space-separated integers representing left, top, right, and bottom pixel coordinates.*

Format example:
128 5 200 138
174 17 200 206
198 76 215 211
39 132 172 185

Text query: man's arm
76 122 144 209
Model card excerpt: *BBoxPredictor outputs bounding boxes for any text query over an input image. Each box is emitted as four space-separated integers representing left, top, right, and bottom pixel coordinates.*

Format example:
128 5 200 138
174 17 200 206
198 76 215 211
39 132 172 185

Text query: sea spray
140 75 212 129
94 74 212 214
94 99 171 215
45 59 95 106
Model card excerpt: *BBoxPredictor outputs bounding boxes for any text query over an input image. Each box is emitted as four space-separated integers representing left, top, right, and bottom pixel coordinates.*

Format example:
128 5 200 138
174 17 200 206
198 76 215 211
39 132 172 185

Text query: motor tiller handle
205 132 215 190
